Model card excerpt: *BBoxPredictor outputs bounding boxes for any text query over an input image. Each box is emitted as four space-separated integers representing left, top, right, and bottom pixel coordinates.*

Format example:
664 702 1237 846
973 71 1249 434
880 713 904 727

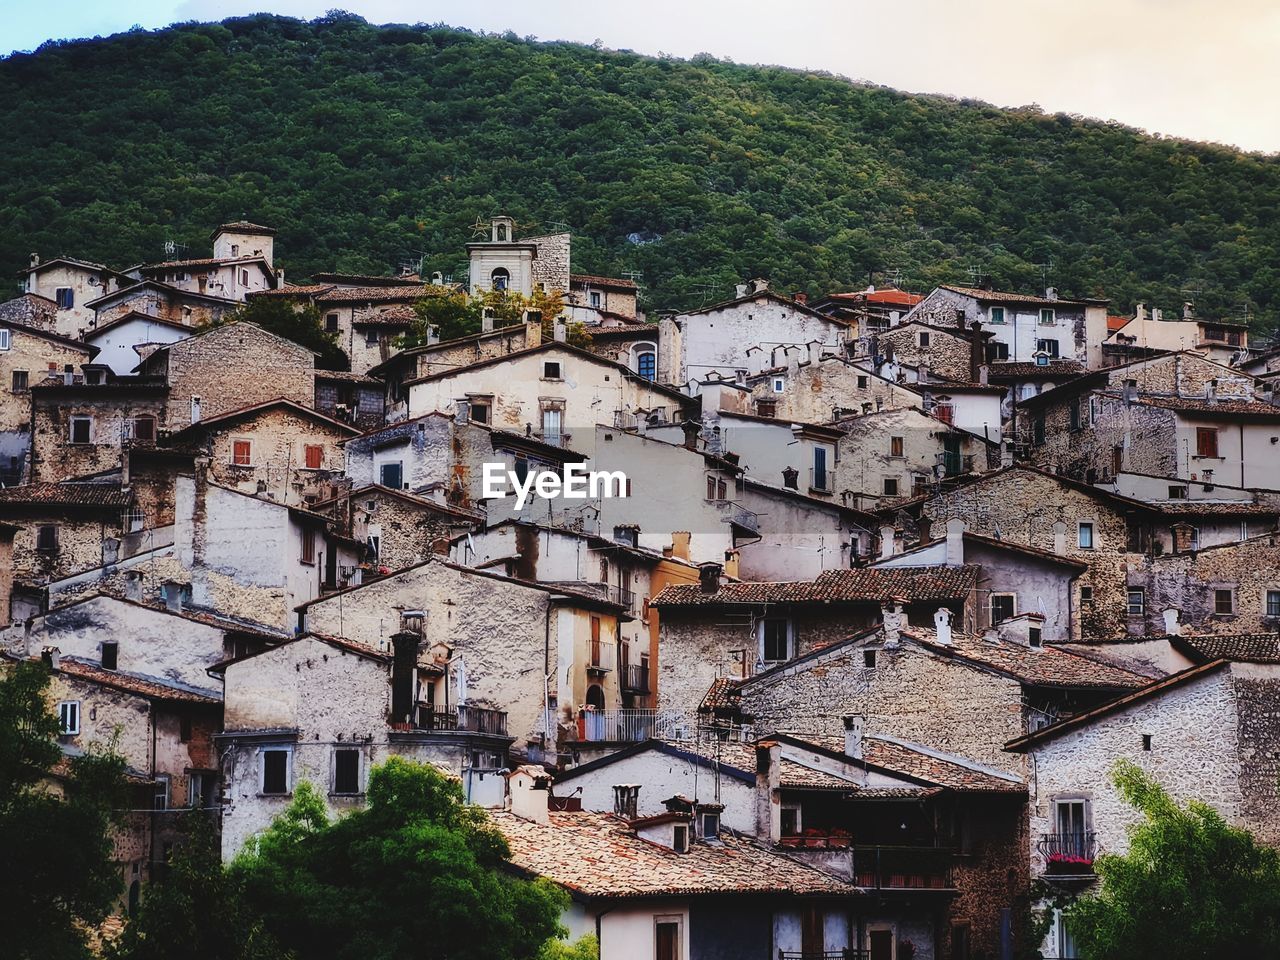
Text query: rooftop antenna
965 264 986 287
1037 258 1053 289
884 267 903 288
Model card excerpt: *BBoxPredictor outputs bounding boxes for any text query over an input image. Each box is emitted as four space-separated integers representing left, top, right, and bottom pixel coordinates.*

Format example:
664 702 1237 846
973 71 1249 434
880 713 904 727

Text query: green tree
1067 760 1280 959
219 297 349 371
233 759 568 960
0 659 128 960
406 288 484 345
538 933 598 960
109 814 285 960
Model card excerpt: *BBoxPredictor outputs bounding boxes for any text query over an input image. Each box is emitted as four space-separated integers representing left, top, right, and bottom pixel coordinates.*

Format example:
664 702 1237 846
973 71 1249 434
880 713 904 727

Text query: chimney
41 646 60 670
734 369 747 386
553 319 567 342
431 271 444 285
481 308 495 334
1052 520 1068 556
524 314 543 348
1134 302 1146 323
785 347 801 379
698 561 722 594
28 252 39 269
934 607 953 646
917 517 933 545
735 283 749 299
613 783 640 820
670 531 691 562
1205 379 1218 405
918 364 929 385
427 324 441 345
1182 301 1195 320
881 601 905 648
1045 286 1058 301
1171 522 1196 554
843 715 865 759
878 524 897 560
1152 307 1163 323
806 341 822 365
509 765 551 825
792 291 808 305
276 267 285 286
680 420 701 451
945 517 965 565
977 363 989 386
755 740 782 842
750 278 769 294
1162 607 1182 636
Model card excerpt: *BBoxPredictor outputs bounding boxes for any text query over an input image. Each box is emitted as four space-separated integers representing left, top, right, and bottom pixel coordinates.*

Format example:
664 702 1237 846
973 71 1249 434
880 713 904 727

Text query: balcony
719 500 760 536
1038 832 1097 875
809 467 833 494
401 704 508 737
621 662 650 695
532 431 573 449
576 708 695 743
587 639 615 675
849 845 955 891
607 584 637 612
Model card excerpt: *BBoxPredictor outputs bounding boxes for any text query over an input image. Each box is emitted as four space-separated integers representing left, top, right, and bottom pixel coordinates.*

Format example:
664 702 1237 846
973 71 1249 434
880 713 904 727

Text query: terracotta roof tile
0 482 132 508
1174 633 1280 664
861 737 1023 793
571 273 638 291
1129 395 1280 418
906 628 1148 689
492 809 850 897
986 360 1085 379
652 566 978 607
315 285 437 304
939 285 1086 306
55 657 221 704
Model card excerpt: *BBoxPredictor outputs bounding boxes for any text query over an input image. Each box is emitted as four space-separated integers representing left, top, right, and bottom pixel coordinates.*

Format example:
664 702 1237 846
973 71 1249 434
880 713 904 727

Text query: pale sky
3 0 1278 153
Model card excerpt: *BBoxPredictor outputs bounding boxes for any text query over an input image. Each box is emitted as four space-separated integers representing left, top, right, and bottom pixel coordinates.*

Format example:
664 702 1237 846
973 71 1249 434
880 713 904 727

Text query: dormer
633 801 694 852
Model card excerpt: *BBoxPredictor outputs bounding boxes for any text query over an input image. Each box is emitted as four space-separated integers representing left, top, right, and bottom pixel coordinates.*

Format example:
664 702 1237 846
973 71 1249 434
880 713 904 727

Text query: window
951 923 972 960
261 748 290 795
1055 909 1079 959
706 475 717 500
1069 402 1081 431
191 396 202 423
365 327 379 346
232 439 252 465
883 477 899 497
1168 485 1188 499
333 748 361 795
1214 588 1235 615
541 408 562 444
101 641 118 671
1036 339 1060 358
10 368 26 392
189 772 212 809
934 401 954 425
379 461 403 489
989 306 1006 324
590 291 601 308
812 446 829 492
240 269 250 286
1112 445 1123 476
0 329 10 351
655 918 682 960
1267 590 1280 618
1039 307 1055 325
863 649 877 669
1127 588 1145 615
1142 734 1152 751
1081 585 1093 602
179 714 192 742
890 436 904 457
69 416 92 444
512 456 529 486
1033 416 1046 445
636 351 656 381
756 399 777 418
301 528 317 565
304 444 324 469
470 399 490 424
1035 353 1049 367
1196 427 1219 458
1028 626 1043 647
699 811 719 838
490 267 510 291
856 375 869 389
129 415 156 442
543 361 562 380
772 377 785 393
759 618 792 663
1077 522 1095 549
990 593 1016 624
55 287 74 309
153 774 171 811
918 331 931 346
36 525 58 552
57 700 80 735
672 823 689 853
325 312 339 333
987 341 1010 361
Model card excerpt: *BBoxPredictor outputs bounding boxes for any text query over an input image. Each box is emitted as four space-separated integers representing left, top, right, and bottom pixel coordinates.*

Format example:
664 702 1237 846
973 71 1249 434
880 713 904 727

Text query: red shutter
305 445 323 469
1196 428 1218 458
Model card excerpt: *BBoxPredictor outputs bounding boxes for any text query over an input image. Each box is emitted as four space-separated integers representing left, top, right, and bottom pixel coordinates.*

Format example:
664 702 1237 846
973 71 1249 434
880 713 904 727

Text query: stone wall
875 323 973 382
8 513 121 583
1232 665 1280 845
0 330 92 432
528 233 572 291
1136 532 1280 635
747 357 919 424
30 388 170 483
1022 392 1178 482
199 406 352 504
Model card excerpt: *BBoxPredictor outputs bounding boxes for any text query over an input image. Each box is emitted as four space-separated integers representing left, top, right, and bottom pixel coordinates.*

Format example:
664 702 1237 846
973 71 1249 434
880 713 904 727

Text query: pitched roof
905 628 1148 690
137 256 271 273
1005 661 1232 751
21 256 127 278
208 632 392 674
0 482 132 508
985 360 1086 379
81 310 193 339
0 316 98 353
315 369 383 385
311 484 483 522
311 272 425 287
571 273 638 291
55 657 221 704
938 285 1086 307
1170 633 1280 664
213 220 276 236
248 283 337 298
1151 501 1278 517
681 288 839 322
84 279 240 311
1128 395 1280 419
165 397 361 438
652 566 977 608
861 736 1024 793
492 809 851 898
352 305 417 326
314 284 438 304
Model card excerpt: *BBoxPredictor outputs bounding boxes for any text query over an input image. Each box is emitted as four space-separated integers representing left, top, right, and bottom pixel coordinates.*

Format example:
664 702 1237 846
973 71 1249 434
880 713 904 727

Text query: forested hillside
3 12 1280 328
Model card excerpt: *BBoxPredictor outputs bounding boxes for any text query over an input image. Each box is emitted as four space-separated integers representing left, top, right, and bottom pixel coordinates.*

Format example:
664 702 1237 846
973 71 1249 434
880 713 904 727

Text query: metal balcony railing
1038 832 1097 873
588 639 615 673
621 663 650 694
576 709 695 743
410 705 508 737
607 584 636 611
809 467 833 494
532 431 573 448
719 500 760 535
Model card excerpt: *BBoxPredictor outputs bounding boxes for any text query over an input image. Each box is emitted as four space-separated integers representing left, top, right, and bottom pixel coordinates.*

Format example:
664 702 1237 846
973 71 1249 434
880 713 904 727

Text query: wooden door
869 928 893 960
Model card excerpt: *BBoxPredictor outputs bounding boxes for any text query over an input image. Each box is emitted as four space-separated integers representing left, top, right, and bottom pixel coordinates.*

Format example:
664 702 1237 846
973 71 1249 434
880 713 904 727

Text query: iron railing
411 705 508 736
1038 832 1096 873
577 709 695 743
621 663 650 694
588 639 615 673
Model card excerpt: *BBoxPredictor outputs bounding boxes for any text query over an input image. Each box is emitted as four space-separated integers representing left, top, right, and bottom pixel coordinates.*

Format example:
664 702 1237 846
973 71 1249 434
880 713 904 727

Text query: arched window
490 267 510 291
496 223 508 242
631 342 657 381
585 684 606 710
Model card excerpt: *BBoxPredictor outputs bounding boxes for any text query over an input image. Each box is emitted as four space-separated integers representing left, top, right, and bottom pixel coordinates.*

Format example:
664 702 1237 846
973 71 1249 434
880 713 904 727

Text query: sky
3 0 1278 153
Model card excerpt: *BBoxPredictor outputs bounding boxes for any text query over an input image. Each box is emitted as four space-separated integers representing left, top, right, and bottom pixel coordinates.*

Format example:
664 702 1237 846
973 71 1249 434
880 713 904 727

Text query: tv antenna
1037 258 1053 289
162 239 187 259
965 263 986 287
884 267 903 288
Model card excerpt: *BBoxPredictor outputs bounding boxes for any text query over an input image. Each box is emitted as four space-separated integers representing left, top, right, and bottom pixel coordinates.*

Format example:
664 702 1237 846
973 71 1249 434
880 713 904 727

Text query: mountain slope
3 13 1279 328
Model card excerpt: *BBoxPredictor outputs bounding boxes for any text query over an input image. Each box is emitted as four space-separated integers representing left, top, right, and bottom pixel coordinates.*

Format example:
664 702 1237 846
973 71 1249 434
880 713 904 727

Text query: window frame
68 415 93 445
332 747 362 796
36 524 59 553
300 527 317 565
889 435 904 458
303 444 324 470
1127 587 1145 616
1195 426 1220 459
654 916 683 960
55 287 74 310
1267 590 1280 619
1039 307 1056 325
990 592 1017 624
1214 588 1235 615
325 312 340 333
542 360 563 381
989 306 1006 324
57 699 80 735
757 617 793 664
1077 521 1095 550
232 438 253 466
11 369 28 392
260 746 292 796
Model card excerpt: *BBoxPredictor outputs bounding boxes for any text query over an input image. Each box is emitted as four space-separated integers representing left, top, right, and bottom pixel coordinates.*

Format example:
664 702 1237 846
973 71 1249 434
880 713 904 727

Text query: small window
1267 590 1280 618
1036 339 1060 358
1167 485 1187 500
699 811 719 838
101 641 118 671
672 823 690 853
261 748 290 795
590 291 601 308
470 401 490 424
759 618 791 663
1033 417 1046 445
153 774 171 811
304 444 324 469
1142 734 1152 751
57 700 80 735
301 528 317 565
365 328 379 346
1196 427 1219 458
863 649 877 669
883 477 899 497
757 399 777 418
69 416 92 444
987 341 1010 361
36 525 58 552
990 593 1016 624
1214 588 1234 615
856 375 869 389
541 360 563 380
1069 403 1081 431
890 436 904 457
1127 587 1145 615
772 377 785 393
11 370 27 392
55 287 74 309
232 439 252 466
191 396 202 423
130 416 157 442
1039 308 1055 325
989 306 1005 324
333 748 361 795
0 329 10 351
379 461 403 489
240 269 250 286
1077 522 1095 549
918 331 931 346
1028 626 1042 647
656 919 682 960
490 267 510 291
1080 585 1093 602
636 352 656 381
189 772 212 809
325 312 339 333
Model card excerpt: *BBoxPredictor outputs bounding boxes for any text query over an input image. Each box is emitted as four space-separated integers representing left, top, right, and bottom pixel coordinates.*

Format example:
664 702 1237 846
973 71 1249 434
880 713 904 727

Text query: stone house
310 286 432 373
403 342 694 456
869 320 981 383
138 322 317 431
316 484 480 573
811 285 925 339
903 285 1107 366
651 568 981 716
986 358 1086 420
0 292 61 331
0 319 97 484
19 648 222 902
21 255 130 338
834 406 999 508
582 325 661 383
28 371 169 483
127 222 279 302
163 398 359 505
567 273 640 321
85 279 239 331
659 280 850 385
873 518 1088 642
1005 656 1280 956
1104 302 1249 368
296 557 629 757
0 481 137 585
313 370 385 431
80 311 193 375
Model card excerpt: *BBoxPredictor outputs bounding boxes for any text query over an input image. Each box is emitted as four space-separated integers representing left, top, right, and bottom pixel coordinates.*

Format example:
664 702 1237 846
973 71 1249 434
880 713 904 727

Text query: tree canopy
0 659 128 960
2 14 1278 333
1067 760 1280 959
220 297 349 370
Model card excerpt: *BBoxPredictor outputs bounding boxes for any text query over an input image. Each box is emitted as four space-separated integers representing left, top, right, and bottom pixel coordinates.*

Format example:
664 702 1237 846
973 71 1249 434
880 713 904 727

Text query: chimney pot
843 715 865 759
698 562 722 594
933 607 953 645
945 518 966 565
735 283 749 299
